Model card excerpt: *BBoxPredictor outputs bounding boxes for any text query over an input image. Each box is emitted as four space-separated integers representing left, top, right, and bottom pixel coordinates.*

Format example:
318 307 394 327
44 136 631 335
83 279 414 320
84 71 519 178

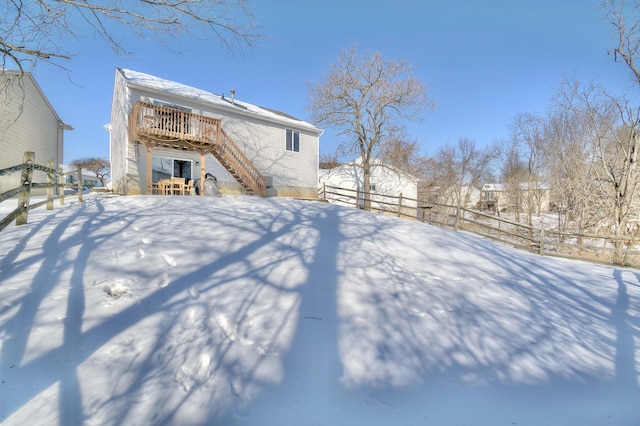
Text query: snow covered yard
0 194 638 425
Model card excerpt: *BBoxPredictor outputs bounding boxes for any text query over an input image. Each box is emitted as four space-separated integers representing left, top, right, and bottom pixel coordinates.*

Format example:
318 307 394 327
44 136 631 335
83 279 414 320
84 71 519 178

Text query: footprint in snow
141 238 152 244
215 314 255 346
158 271 170 288
175 353 215 392
188 287 200 300
162 254 177 267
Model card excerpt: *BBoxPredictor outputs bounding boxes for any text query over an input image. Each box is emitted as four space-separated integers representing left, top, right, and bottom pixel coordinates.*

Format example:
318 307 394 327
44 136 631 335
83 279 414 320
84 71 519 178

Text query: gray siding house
0 71 72 195
108 68 322 198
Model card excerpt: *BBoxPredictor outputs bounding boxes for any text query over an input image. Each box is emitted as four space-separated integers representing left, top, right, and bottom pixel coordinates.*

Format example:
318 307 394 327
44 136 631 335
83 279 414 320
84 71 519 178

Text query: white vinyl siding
0 72 66 196
111 69 321 197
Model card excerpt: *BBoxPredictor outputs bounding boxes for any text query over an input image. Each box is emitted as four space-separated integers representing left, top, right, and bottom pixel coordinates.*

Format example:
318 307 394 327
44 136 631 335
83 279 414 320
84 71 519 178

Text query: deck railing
130 102 221 145
129 101 266 197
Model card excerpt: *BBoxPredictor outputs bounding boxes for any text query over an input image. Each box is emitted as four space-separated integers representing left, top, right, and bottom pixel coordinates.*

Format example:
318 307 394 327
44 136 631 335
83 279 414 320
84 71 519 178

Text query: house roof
321 157 419 183
118 68 322 134
1 70 73 130
482 182 550 192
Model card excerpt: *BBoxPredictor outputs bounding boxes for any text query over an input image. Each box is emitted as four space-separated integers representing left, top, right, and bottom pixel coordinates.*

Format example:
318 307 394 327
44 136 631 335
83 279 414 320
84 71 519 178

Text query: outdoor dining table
155 178 190 195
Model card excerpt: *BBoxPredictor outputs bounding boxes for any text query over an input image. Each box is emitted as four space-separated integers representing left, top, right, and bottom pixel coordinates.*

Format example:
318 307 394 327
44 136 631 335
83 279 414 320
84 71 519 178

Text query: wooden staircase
209 128 267 197
130 102 266 197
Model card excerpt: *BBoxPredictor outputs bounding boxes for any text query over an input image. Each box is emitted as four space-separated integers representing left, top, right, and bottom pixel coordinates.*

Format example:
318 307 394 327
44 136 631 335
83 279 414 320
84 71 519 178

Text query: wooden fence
319 184 640 268
0 151 80 232
319 183 418 220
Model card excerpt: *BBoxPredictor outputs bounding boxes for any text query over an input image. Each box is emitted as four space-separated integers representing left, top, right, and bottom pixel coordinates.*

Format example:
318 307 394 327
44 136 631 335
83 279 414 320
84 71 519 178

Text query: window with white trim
286 129 300 152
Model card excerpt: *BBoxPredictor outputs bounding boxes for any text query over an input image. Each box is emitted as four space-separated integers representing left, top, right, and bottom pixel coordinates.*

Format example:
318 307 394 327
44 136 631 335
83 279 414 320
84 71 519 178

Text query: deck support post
146 142 153 195
200 151 206 196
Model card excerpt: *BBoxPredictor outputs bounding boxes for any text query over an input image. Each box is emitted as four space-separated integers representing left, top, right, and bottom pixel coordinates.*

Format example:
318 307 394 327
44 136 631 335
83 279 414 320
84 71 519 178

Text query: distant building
0 71 72 195
319 157 418 212
480 182 550 214
60 165 100 189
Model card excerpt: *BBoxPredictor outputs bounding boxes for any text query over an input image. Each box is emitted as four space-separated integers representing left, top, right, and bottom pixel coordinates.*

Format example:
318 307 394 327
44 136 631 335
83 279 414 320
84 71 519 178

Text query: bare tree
434 138 495 229
499 142 528 221
602 0 640 84
319 151 340 170
70 157 110 187
557 79 640 240
543 102 603 234
510 112 547 225
307 45 434 210
379 127 425 177
1 0 260 72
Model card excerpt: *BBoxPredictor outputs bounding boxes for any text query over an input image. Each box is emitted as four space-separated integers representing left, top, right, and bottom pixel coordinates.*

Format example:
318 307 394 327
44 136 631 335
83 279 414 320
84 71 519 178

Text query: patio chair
185 179 194 195
171 177 186 195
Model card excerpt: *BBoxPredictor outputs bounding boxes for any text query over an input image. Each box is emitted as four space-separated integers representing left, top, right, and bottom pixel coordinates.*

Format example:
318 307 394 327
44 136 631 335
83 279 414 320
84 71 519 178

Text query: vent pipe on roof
230 90 235 104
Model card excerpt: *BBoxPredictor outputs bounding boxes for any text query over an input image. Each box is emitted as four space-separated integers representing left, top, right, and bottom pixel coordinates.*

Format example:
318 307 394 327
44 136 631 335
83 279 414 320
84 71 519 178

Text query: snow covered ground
0 194 638 425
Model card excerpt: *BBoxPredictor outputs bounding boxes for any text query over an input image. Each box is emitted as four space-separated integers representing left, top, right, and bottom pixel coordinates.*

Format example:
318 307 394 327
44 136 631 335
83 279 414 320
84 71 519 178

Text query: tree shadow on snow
1 196 639 425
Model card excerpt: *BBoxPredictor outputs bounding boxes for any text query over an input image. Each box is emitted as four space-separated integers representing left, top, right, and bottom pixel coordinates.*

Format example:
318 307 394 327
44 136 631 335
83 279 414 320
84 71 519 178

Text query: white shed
319 157 418 210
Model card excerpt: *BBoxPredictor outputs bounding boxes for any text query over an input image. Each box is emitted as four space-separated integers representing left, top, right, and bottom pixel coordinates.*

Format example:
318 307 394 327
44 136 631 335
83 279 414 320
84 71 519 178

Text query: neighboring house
60 165 100 189
0 70 72 196
419 184 481 208
319 157 418 212
480 182 551 214
107 68 323 198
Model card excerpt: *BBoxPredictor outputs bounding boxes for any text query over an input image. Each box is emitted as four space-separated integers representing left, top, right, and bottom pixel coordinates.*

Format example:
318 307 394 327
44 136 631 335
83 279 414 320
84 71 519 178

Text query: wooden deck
129 101 266 197
129 101 221 150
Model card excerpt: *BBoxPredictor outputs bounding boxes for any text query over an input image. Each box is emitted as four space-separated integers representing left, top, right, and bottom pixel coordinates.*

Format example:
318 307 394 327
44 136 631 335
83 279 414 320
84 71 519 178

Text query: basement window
286 129 300 152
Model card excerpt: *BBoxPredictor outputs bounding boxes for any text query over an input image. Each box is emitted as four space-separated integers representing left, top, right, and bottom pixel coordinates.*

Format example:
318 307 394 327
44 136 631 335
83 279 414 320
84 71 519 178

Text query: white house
60 165 100 189
0 71 72 195
480 182 551 214
319 157 418 212
108 68 323 198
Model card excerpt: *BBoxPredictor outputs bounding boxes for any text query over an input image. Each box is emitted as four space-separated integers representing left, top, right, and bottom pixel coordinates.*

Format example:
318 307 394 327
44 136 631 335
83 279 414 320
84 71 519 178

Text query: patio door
152 156 193 182
173 159 192 181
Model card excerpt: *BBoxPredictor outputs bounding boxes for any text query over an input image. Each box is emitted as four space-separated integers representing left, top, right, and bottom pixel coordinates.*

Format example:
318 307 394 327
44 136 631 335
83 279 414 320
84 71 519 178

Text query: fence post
77 166 83 203
356 187 360 209
398 193 403 217
323 183 327 202
454 204 461 231
539 226 545 256
46 159 54 210
59 167 65 205
16 151 35 225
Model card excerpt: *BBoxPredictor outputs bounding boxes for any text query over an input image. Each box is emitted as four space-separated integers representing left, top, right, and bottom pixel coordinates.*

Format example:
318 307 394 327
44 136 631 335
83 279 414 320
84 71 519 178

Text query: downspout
58 121 73 195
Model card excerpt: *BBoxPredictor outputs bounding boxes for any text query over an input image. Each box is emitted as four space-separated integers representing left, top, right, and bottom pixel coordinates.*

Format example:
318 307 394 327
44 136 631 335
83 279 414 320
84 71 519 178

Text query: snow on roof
483 182 550 191
119 68 321 134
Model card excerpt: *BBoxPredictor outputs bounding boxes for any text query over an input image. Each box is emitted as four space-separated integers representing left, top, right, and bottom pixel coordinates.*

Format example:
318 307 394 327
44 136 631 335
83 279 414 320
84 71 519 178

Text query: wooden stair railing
211 129 267 197
130 101 267 197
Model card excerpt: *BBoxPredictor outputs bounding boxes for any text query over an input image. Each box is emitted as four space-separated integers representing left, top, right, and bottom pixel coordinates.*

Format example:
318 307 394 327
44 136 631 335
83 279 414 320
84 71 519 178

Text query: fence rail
0 152 79 232
319 184 640 268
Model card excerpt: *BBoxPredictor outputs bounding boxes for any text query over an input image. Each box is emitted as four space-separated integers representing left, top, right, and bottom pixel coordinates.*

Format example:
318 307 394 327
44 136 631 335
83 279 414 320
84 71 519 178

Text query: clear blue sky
25 0 635 163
